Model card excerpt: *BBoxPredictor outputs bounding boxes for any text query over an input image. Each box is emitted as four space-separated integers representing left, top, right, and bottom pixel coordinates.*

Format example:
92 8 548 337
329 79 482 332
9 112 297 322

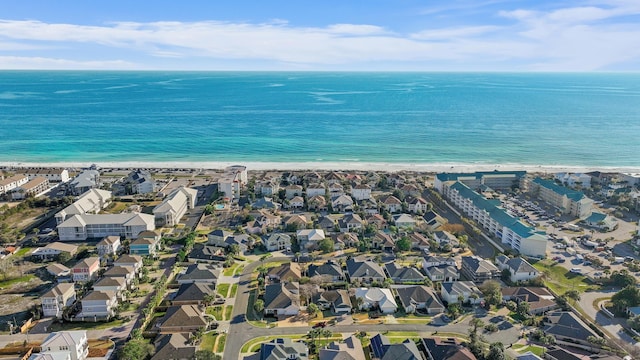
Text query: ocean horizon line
3 160 640 174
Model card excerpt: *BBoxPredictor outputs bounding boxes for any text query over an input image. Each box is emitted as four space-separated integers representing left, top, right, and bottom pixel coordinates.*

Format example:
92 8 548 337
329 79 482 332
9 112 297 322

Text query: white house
78 291 118 319
69 170 100 196
41 283 76 319
351 184 371 200
93 277 127 301
24 168 70 183
306 184 326 197
96 236 121 258
265 233 291 252
422 256 456 269
285 184 304 199
495 255 540 283
440 281 483 304
38 331 88 360
287 196 305 209
354 287 397 314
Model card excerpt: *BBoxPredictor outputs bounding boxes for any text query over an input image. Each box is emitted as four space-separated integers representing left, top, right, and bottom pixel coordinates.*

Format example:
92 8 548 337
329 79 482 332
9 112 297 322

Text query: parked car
570 268 583 274
313 321 327 328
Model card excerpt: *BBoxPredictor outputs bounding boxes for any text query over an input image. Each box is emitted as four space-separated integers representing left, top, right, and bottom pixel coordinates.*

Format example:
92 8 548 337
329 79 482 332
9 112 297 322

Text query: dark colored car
313 321 327 328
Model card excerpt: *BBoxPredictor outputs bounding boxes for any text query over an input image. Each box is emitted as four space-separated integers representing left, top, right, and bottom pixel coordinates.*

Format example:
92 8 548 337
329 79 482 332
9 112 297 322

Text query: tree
610 270 637 287
194 350 221 360
57 251 72 264
203 294 216 306
516 301 530 319
487 342 506 360
318 238 335 253
628 315 640 331
395 236 411 251
227 244 241 256
307 303 319 317
501 268 512 283
612 285 640 316
479 280 502 306
253 299 264 314
119 339 154 360
564 290 581 302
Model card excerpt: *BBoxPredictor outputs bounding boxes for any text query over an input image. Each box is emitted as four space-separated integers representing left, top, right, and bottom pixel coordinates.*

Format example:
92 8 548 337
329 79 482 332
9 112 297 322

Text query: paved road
578 289 639 346
224 257 522 359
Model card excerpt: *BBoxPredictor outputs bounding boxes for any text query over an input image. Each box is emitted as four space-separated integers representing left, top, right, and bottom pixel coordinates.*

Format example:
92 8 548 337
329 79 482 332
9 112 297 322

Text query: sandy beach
3 161 640 174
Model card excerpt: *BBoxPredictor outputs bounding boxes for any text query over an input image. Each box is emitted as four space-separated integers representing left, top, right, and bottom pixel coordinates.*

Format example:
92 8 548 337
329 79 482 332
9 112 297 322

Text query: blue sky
1 0 639 71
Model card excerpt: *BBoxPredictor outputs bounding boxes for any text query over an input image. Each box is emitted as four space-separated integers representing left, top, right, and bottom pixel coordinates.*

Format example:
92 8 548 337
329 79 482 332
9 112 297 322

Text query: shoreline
2 161 640 174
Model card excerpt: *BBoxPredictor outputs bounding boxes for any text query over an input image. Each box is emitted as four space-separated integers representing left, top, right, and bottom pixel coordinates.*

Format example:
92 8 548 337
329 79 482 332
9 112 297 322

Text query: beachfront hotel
434 171 526 193
528 177 593 218
440 178 547 258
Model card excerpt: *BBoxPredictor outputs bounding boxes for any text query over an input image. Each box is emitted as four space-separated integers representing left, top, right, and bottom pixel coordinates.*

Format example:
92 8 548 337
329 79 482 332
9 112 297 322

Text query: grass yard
224 305 233 321
532 259 596 294
217 283 230 298
215 333 227 352
49 319 128 331
241 334 341 353
513 344 545 356
206 306 224 321
14 247 32 257
200 333 218 351
229 284 238 297
223 263 240 276
0 274 36 288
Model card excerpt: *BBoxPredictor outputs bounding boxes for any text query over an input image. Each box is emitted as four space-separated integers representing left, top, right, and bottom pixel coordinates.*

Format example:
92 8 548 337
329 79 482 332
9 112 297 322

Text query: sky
1 0 640 71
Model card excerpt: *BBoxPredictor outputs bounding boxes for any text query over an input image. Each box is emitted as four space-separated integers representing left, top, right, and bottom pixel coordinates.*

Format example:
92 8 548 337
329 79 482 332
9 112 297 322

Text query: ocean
1 71 639 168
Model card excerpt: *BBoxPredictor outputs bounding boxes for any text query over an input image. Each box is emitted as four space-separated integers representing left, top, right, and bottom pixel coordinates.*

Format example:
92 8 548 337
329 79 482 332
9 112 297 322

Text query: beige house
96 236 121 257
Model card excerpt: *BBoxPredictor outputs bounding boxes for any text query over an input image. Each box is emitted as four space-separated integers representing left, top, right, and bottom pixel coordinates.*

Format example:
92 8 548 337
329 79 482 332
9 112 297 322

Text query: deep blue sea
1 71 639 167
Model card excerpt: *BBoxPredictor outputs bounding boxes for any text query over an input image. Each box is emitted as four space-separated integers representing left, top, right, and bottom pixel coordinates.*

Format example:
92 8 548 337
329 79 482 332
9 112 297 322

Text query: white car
570 268 582 274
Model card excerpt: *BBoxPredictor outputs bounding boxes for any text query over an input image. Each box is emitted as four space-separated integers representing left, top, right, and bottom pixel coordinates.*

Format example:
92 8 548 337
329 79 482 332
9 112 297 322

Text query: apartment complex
55 189 112 225
24 168 70 183
0 174 28 195
11 176 49 199
57 213 155 241
434 171 526 193
528 178 593 218
441 180 547 258
153 186 198 226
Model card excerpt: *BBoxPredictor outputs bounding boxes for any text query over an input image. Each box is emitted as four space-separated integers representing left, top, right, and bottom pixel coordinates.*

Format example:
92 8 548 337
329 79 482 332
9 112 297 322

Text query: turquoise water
1 71 639 167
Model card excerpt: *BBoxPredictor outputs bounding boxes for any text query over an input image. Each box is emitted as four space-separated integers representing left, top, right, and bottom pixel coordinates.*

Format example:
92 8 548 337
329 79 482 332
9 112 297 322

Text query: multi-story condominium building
217 165 247 202
434 171 526 193
55 189 112 225
23 168 70 183
0 174 28 195
41 283 76 319
528 177 593 218
57 213 155 241
441 181 547 258
153 186 197 226
11 176 49 200
39 331 89 360
69 169 100 196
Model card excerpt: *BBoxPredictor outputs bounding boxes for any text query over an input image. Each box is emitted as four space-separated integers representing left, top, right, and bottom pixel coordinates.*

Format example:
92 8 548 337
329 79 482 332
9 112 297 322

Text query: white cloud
411 26 501 40
0 56 137 70
0 1 639 72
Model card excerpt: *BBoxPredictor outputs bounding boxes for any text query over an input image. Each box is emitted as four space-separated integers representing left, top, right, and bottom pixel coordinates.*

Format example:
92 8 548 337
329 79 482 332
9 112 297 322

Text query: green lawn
0 274 35 288
241 334 342 353
514 345 545 356
14 247 32 257
217 283 230 298
223 263 240 276
229 284 238 297
224 305 233 321
532 259 596 294
200 333 218 351
216 333 227 352
206 306 224 321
